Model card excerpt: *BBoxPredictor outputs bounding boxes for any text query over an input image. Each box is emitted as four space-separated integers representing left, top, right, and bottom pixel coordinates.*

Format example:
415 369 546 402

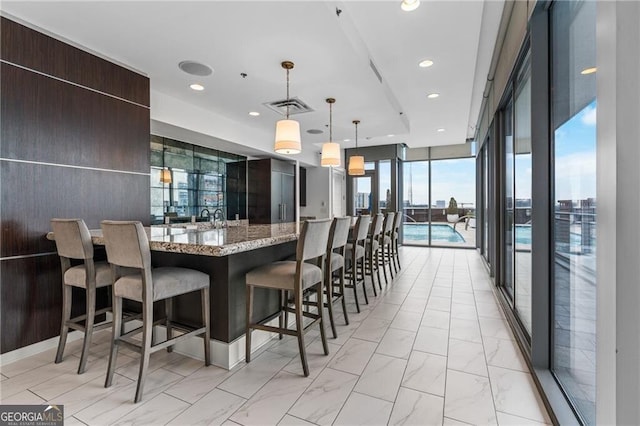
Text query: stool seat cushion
366 239 380 252
246 261 322 291
114 267 209 302
384 235 391 245
345 243 365 259
64 261 112 288
329 253 344 272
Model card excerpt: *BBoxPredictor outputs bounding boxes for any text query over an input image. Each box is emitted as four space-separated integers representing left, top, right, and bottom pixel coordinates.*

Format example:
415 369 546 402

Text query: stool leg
105 296 122 388
245 285 254 363
339 267 349 326
202 288 211 366
375 248 383 290
55 284 72 364
134 300 153 403
316 282 329 355
165 298 173 353
350 255 361 314
279 290 285 340
381 246 389 286
78 285 96 374
326 269 337 339
294 288 309 377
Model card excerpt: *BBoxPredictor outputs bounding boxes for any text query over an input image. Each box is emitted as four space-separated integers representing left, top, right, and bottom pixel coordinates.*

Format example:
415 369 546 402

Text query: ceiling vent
264 97 314 116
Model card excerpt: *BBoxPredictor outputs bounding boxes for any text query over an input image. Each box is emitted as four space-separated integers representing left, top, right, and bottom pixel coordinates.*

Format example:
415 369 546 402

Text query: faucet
213 208 225 228
200 208 210 219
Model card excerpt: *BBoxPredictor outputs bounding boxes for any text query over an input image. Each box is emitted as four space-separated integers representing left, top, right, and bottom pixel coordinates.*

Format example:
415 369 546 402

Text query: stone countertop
47 222 298 257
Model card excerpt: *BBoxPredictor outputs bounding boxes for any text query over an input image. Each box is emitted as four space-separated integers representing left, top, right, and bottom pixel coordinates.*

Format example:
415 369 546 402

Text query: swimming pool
403 223 465 243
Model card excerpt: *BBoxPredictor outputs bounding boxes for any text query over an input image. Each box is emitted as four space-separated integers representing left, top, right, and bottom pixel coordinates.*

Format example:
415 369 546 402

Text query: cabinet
248 159 296 224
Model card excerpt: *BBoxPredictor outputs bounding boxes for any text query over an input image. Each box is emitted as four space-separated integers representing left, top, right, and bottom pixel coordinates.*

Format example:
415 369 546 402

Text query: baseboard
0 330 84 366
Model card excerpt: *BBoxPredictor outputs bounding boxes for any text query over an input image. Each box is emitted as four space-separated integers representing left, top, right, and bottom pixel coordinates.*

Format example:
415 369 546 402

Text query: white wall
299 167 346 219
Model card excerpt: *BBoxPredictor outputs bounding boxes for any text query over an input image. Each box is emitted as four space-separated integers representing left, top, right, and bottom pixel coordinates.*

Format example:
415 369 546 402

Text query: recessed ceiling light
401 0 420 12
307 129 324 135
419 59 434 68
190 83 204 91
179 61 213 76
343 139 351 142
387 134 395 137
437 128 446 132
427 93 440 99
581 67 597 75
248 111 260 116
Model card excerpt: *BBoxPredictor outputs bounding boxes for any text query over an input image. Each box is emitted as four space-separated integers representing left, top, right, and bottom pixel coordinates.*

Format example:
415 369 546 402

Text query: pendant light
348 120 365 176
160 168 172 184
321 98 340 167
274 61 302 154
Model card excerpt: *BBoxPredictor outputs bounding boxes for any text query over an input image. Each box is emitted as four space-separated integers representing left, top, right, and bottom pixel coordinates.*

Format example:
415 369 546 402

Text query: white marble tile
328 338 377 375
288 368 358 425
0 357 78 399
447 339 487 377
449 317 483 344
450 302 478 320
370 302 401 321
496 411 550 425
421 309 450 330
165 364 235 404
380 291 408 305
430 286 452 298
376 328 416 359
0 347 59 378
111 392 189 426
479 317 515 341
162 353 208 377
282 341 340 379
74 368 183 425
388 387 444 426
267 334 318 358
474 290 496 304
401 351 447 396
413 326 449 356
400 298 428 314
354 354 406 402
218 350 291 399
483 337 528 372
277 414 316 426
476 301 505 319
168 388 246 426
390 311 422 332
333 392 393 426
1 389 45 404
426 296 451 312
64 416 89 426
443 417 473 425
50 372 134 416
115 350 187 381
444 369 497 425
488 366 551 424
351 317 391 343
230 371 313 425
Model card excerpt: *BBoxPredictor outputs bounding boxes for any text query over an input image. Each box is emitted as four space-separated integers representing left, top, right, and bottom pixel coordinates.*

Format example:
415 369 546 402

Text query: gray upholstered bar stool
51 218 114 374
324 216 352 338
391 211 402 273
245 218 332 377
344 214 371 312
101 220 211 403
365 213 384 293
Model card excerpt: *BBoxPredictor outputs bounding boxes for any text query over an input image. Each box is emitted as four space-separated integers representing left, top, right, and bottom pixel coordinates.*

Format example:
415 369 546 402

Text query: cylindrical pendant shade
321 142 341 167
348 155 365 175
160 168 172 184
274 119 302 154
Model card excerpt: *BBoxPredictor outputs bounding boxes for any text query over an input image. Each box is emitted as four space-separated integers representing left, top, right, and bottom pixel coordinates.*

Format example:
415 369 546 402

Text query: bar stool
344 215 371 312
245 219 332 377
324 216 352 338
101 220 210 403
365 213 384 293
391 211 402 273
51 218 114 374
380 212 396 283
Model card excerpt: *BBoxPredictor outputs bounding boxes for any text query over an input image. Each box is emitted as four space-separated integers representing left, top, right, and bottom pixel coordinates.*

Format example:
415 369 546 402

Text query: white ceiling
1 0 504 165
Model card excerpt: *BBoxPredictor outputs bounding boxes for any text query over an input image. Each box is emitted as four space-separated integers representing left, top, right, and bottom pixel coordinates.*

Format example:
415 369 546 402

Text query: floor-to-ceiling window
550 1 597 423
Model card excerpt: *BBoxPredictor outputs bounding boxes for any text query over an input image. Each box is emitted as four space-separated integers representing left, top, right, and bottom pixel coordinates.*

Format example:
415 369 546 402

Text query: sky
404 158 476 207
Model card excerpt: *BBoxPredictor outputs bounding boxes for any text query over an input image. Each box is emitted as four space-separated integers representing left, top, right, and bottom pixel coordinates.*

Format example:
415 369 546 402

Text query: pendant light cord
355 121 358 154
329 102 333 142
286 68 290 119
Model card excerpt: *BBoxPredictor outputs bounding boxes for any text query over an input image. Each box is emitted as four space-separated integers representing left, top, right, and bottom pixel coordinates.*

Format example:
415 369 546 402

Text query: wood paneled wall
0 17 150 353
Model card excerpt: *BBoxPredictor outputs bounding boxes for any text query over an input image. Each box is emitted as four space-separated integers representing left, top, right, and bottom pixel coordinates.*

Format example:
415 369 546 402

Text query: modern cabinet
248 159 296 224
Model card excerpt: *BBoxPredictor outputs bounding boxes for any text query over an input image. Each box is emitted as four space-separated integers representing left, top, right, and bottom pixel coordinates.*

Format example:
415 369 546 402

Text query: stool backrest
101 221 151 271
50 218 94 260
297 219 332 262
393 210 402 232
370 213 384 239
383 212 396 235
328 216 352 251
352 215 371 243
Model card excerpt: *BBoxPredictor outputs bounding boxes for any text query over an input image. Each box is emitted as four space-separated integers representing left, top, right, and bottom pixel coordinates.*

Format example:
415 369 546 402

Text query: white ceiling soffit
1 0 504 155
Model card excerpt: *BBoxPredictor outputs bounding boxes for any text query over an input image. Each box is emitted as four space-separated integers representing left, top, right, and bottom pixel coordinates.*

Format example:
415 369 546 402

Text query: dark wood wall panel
1 63 149 173
0 17 150 354
1 161 150 258
1 17 149 106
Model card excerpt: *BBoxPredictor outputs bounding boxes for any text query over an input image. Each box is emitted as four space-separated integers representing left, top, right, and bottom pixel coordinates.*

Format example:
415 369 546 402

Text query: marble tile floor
0 247 551 425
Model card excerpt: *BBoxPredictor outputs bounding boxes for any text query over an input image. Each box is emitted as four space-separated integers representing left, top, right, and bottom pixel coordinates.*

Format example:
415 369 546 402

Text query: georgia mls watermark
0 405 63 426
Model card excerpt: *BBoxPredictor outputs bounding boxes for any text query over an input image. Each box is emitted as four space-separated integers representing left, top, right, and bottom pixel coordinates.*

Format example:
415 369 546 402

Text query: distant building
436 200 446 208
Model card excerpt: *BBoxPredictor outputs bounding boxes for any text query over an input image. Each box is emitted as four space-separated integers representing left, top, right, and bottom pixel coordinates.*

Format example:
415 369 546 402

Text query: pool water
403 223 465 243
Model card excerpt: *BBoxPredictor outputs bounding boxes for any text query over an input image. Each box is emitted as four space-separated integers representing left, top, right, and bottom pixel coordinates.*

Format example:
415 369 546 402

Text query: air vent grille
264 97 314 116
369 59 383 84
